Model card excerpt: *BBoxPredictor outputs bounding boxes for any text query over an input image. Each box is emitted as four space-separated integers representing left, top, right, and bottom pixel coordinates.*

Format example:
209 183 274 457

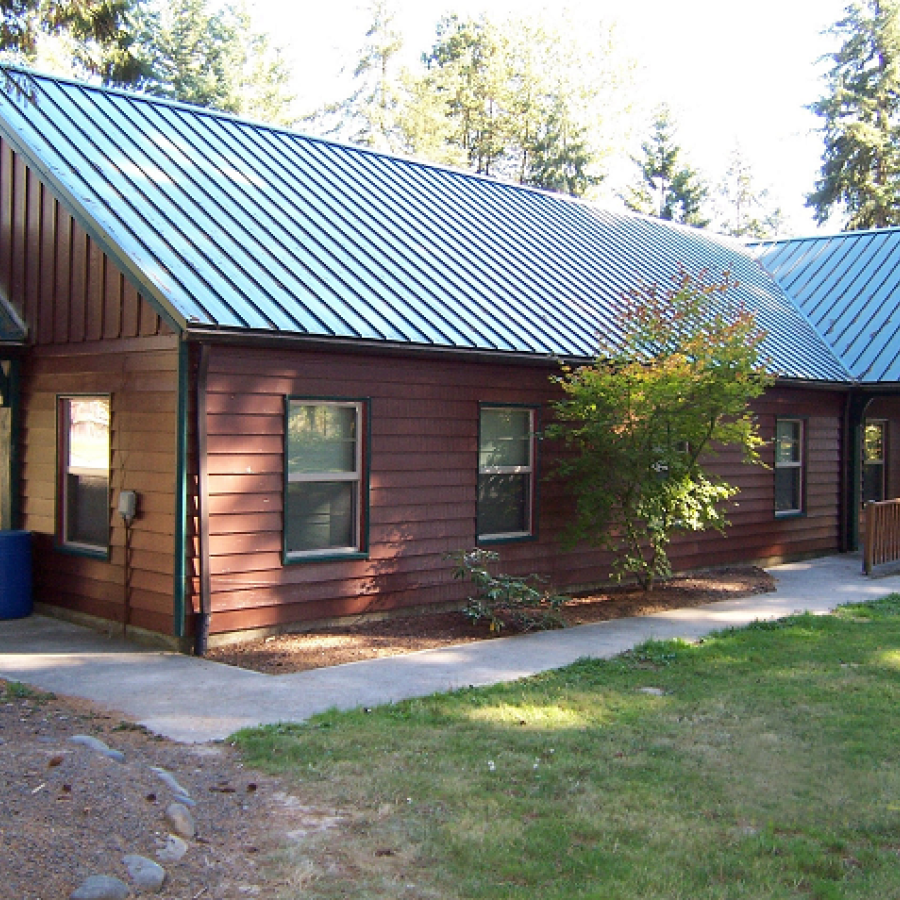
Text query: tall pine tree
624 105 708 226
808 0 900 229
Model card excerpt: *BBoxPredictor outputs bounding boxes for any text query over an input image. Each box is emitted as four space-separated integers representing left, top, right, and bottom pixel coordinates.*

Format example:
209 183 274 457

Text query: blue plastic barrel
0 531 32 619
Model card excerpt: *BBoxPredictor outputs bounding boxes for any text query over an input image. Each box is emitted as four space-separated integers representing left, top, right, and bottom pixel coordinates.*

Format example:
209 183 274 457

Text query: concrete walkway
2 554 898 744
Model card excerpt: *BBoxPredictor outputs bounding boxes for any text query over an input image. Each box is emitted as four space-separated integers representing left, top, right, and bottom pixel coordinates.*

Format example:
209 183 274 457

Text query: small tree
548 270 771 591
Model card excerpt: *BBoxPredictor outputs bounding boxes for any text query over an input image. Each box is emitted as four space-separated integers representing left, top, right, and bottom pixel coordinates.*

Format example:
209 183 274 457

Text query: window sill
283 549 369 565
54 542 111 561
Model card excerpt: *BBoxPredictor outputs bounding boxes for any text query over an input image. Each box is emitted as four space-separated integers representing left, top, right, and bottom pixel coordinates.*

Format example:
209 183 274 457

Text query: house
752 230 900 549
0 67 887 651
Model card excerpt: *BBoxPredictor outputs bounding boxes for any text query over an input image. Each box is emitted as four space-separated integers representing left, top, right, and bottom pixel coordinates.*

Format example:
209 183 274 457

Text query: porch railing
863 499 900 575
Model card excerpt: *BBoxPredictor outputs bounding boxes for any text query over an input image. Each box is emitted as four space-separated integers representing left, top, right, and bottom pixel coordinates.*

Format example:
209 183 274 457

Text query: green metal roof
0 67 849 381
753 229 900 383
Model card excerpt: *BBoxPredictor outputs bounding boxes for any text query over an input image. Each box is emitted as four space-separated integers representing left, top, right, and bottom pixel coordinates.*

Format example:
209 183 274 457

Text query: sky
249 0 849 236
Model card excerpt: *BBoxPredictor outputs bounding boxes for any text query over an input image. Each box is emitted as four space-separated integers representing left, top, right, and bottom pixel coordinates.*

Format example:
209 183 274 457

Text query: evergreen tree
624 105 709 226
716 146 784 239
303 0 404 151
307 9 631 198
139 0 295 124
808 0 900 229
0 0 147 84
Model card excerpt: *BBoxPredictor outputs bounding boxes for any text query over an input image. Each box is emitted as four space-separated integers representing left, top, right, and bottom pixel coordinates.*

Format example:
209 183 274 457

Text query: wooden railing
864 499 900 575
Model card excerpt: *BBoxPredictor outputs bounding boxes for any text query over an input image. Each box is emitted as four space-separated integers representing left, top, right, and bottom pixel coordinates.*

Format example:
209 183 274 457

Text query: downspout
193 343 212 656
173 341 189 641
9 357 21 528
843 390 871 553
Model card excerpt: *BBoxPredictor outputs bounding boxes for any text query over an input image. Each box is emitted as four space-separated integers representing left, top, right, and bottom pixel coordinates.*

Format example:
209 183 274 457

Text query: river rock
123 855 166 893
156 834 188 863
149 766 191 800
69 735 126 763
69 874 130 899
165 802 196 839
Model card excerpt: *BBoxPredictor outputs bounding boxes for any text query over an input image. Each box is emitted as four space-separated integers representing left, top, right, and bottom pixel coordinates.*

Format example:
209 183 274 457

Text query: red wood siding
0 138 167 344
203 347 846 635
21 339 180 635
863 396 900 502
0 139 181 637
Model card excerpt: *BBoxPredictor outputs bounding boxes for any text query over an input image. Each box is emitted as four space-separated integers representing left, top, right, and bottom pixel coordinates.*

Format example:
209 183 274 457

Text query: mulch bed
206 566 775 675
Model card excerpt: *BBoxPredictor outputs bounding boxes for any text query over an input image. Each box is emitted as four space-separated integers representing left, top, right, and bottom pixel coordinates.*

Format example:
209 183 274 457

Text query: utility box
0 530 32 619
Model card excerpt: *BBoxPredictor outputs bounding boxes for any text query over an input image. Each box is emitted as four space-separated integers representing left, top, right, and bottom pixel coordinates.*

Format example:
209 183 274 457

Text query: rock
638 687 666 696
69 874 130 899
149 766 190 800
123 855 166 893
165 802 196 839
156 834 188 863
69 735 126 763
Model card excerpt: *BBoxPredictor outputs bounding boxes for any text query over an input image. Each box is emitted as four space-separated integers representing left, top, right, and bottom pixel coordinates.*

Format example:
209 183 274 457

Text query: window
774 418 804 516
478 406 536 540
285 400 366 558
59 396 110 551
863 420 887 504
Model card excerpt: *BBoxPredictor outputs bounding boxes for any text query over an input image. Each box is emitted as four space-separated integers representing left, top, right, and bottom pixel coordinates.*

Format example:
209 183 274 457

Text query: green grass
233 596 900 899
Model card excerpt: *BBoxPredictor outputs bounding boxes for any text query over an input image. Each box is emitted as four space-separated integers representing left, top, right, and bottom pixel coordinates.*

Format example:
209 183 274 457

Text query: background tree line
1 0 896 237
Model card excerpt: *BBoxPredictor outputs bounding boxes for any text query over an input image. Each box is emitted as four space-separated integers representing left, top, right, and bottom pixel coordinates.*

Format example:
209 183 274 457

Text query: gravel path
0 679 327 899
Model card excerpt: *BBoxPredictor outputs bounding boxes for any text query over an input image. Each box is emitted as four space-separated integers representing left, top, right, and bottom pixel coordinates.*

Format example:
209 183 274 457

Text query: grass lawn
233 596 900 899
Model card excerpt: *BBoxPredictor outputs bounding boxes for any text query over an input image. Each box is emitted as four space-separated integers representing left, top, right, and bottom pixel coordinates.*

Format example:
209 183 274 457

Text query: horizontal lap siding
205 349 846 635
864 396 900 502
22 341 180 635
1 138 180 635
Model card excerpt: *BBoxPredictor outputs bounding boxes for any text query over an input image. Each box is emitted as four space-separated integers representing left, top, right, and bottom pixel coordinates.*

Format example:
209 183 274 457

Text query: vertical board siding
204 347 846 635
21 341 180 635
0 138 166 344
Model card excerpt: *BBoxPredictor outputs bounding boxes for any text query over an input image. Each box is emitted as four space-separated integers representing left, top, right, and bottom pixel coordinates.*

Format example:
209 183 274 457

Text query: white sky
249 0 848 235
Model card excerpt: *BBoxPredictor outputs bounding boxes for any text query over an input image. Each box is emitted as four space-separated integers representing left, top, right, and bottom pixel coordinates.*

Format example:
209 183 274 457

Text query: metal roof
0 67 848 381
752 229 900 383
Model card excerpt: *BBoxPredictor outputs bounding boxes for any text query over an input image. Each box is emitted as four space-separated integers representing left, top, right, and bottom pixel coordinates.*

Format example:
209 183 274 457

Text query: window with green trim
774 418 804 516
59 396 110 551
285 400 365 557
863 420 887 504
478 406 536 540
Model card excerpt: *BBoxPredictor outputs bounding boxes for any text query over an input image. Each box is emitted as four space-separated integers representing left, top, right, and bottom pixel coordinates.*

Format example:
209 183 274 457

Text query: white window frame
285 399 365 560
774 418 804 516
59 395 111 553
477 405 536 541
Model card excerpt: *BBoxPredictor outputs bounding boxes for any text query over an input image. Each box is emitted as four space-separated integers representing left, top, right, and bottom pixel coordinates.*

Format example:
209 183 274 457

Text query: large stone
156 834 188 863
164 802 196 839
123 855 166 893
69 735 126 764
69 874 130 899
149 766 190 800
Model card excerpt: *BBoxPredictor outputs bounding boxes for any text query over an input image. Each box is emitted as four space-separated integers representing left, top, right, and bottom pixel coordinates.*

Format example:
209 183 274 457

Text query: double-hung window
774 418 804 516
863 420 887 504
285 399 366 559
59 396 110 552
478 406 536 540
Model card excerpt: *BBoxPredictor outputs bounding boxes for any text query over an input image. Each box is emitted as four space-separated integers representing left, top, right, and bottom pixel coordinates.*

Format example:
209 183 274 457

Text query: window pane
863 463 885 504
479 408 530 468
478 473 528 536
66 473 109 547
288 405 356 475
864 423 885 463
775 467 801 513
286 481 355 552
68 398 109 470
775 421 801 465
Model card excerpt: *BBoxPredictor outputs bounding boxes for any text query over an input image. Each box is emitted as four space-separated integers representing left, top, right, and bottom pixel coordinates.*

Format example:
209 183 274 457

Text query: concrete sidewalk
2 553 898 744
